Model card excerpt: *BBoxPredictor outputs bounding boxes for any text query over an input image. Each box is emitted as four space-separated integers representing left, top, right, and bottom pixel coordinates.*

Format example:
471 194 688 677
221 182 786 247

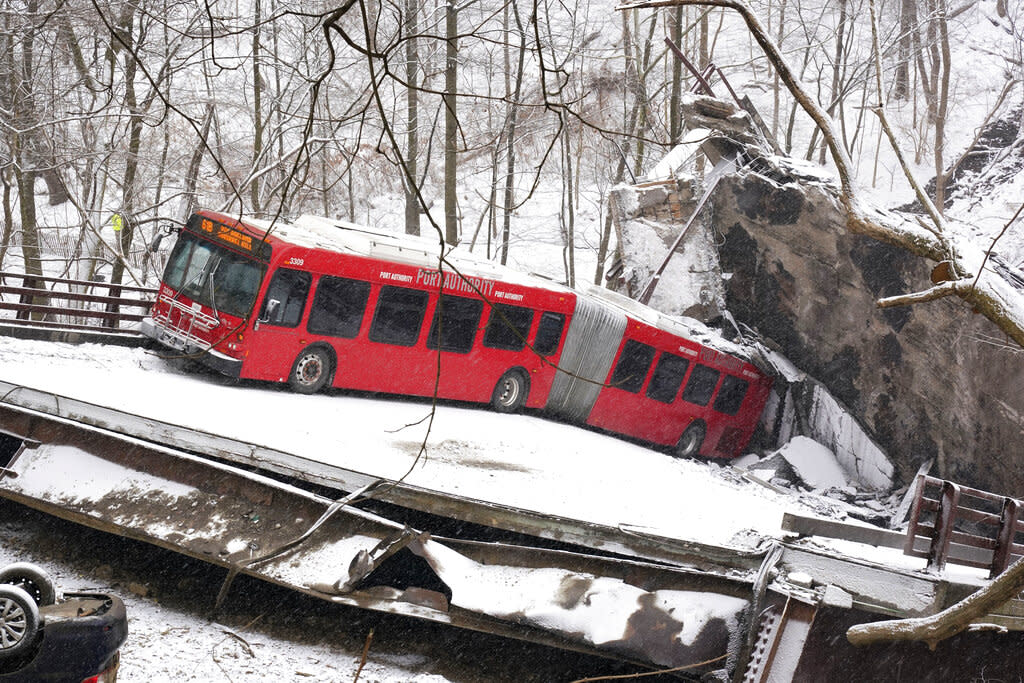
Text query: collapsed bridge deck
0 349 1022 678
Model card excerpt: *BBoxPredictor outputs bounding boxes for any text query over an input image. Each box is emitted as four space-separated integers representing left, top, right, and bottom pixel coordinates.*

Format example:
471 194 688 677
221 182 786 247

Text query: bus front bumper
141 318 243 379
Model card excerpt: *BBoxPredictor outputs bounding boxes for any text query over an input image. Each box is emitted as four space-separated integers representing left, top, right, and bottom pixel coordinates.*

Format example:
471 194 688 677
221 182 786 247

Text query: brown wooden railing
0 271 157 333
905 474 1024 577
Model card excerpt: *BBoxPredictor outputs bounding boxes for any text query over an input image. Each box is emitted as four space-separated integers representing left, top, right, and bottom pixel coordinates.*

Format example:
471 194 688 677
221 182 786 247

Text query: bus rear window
369 286 429 346
308 276 370 338
681 364 720 406
646 352 690 404
534 312 565 356
483 304 534 351
713 375 749 415
427 295 483 354
610 340 656 393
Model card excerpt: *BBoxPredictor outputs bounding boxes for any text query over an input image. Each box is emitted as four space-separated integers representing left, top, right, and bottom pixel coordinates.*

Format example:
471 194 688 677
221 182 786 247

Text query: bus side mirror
259 299 280 323
149 224 179 253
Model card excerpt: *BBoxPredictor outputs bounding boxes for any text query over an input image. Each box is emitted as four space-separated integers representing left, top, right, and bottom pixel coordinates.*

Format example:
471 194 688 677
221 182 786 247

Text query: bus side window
308 276 371 338
259 268 311 327
713 375 750 415
646 352 690 403
482 304 534 351
427 295 484 353
609 339 656 393
369 285 430 346
533 312 565 356
681 364 720 406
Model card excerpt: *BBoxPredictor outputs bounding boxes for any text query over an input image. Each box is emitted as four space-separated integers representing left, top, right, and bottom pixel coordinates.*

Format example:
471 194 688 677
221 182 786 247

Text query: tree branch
848 554 1024 648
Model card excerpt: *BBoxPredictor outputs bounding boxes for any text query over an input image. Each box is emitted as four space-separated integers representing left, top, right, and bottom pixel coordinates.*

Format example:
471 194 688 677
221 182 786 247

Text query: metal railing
0 271 157 333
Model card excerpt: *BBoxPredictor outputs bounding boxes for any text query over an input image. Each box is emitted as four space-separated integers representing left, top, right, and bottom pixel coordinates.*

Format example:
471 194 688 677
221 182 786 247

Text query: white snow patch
12 445 197 502
415 539 746 648
775 436 849 491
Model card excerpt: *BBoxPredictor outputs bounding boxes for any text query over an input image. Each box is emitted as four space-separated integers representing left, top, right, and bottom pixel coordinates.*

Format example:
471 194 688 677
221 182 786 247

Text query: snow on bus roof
243 213 575 294
581 283 758 364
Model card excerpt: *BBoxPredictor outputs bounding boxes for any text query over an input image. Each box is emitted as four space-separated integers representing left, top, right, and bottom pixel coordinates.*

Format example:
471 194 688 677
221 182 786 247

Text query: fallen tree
846 554 1024 648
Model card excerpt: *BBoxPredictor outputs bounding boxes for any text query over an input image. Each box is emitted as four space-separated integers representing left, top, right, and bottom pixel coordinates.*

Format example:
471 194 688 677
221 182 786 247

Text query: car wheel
675 421 706 458
491 370 529 413
289 347 332 395
0 563 56 607
0 585 40 660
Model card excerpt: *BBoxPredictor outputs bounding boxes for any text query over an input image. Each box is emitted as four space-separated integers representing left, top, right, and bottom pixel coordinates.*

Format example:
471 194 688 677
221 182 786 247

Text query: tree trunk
0 167 12 271
110 4 140 294
404 0 419 235
848 554 1024 648
444 0 458 245
251 0 263 213
14 0 44 286
501 2 526 266
893 0 915 99
933 0 951 213
669 5 684 143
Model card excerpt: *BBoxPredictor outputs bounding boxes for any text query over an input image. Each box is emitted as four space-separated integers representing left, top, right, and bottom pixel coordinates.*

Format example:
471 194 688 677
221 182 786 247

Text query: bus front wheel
675 421 706 458
491 370 529 413
289 347 332 395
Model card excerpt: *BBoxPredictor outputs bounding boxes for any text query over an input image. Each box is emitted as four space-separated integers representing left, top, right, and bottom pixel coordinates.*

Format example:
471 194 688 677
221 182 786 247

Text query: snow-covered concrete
0 335 849 552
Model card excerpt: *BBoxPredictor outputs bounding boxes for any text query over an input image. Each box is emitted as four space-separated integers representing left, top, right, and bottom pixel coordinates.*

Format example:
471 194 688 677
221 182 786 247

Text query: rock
128 581 151 598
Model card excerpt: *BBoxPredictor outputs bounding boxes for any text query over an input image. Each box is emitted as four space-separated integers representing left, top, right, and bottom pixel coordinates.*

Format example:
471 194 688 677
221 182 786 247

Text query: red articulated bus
142 210 772 458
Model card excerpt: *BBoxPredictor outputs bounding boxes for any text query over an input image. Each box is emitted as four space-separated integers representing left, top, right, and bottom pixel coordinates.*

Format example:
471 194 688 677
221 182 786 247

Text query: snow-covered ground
0 334 915 681
0 335 848 550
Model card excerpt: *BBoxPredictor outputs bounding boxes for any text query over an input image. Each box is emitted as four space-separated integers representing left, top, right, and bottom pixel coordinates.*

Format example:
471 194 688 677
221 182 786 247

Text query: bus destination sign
200 218 257 253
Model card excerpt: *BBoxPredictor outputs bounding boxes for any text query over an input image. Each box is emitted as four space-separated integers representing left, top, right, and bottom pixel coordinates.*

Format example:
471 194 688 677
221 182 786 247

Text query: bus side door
246 267 314 382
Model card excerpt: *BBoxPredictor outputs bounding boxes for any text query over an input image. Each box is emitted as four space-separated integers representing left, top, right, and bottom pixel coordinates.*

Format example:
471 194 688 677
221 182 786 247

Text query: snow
0 335 833 551
13 445 198 503
415 539 746 651
773 436 849 491
0 334 911 679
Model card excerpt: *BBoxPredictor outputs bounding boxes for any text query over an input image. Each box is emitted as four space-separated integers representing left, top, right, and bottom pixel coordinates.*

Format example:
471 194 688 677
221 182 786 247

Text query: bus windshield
163 230 265 318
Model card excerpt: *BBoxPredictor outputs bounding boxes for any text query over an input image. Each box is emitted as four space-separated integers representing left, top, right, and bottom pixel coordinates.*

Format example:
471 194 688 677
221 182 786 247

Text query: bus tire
675 421 706 458
0 563 56 607
491 369 529 413
0 584 40 660
289 346 332 395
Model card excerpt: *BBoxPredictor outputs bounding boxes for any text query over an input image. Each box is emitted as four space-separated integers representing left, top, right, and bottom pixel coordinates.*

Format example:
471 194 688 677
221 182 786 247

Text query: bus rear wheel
289 347 332 395
675 421 706 458
491 369 529 413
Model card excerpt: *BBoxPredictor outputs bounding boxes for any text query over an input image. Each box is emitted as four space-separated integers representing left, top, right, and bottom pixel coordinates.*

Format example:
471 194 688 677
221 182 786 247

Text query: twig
866 0 949 251
220 629 255 658
568 654 726 682
352 628 374 683
971 200 1024 292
